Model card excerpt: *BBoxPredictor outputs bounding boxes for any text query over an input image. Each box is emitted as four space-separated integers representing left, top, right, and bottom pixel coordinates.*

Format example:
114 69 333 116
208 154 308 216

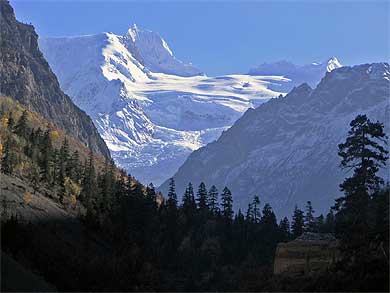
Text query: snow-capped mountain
249 57 342 90
39 25 340 186
160 63 389 217
124 24 203 77
39 25 291 185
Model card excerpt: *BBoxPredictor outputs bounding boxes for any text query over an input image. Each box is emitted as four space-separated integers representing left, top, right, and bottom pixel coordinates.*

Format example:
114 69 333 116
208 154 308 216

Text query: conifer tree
316 214 325 233
291 205 304 238
39 129 53 183
335 115 388 251
236 209 244 221
68 151 81 182
82 149 97 220
252 195 261 223
51 149 59 187
279 217 291 241
58 139 70 202
221 187 233 221
146 183 157 203
207 185 219 214
99 159 115 212
323 210 335 233
27 128 41 163
196 182 208 211
167 178 178 209
14 110 29 139
59 139 70 176
1 136 15 174
7 112 14 130
260 203 277 229
304 201 316 232
182 182 196 215
372 185 389 243
246 202 253 222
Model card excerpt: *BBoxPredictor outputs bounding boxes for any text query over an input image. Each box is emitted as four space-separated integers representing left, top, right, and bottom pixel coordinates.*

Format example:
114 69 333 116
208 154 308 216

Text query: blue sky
11 0 389 76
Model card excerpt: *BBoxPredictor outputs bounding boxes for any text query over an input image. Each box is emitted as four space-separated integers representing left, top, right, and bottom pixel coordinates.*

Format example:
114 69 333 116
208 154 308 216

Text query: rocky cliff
274 233 339 275
0 0 110 158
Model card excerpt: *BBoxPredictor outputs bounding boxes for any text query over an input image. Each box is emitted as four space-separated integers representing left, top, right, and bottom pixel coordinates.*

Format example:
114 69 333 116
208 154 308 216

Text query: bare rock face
0 0 110 159
0 173 79 223
274 232 339 275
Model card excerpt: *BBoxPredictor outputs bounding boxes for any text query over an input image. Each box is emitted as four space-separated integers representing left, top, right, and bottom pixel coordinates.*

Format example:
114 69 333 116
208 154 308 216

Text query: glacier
39 25 340 185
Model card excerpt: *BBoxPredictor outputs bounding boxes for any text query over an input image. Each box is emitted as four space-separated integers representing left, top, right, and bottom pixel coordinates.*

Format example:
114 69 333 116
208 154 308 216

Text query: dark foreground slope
0 0 110 158
1 96 388 292
160 63 390 216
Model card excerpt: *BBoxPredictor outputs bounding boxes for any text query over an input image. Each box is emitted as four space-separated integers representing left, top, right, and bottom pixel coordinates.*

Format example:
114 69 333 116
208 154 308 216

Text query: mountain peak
292 82 312 93
121 24 201 77
249 57 343 88
366 62 390 81
326 56 342 72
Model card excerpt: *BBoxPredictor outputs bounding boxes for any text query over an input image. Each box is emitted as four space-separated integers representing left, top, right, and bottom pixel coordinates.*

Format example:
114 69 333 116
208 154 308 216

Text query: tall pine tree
335 114 388 252
14 110 29 139
196 182 208 211
291 205 304 239
279 217 291 241
167 178 178 210
221 187 233 221
252 195 261 223
207 185 219 214
182 182 196 215
304 201 316 232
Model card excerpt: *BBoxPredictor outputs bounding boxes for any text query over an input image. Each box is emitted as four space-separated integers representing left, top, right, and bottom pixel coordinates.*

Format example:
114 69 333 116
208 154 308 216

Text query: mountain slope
160 63 390 216
39 28 289 185
0 0 110 158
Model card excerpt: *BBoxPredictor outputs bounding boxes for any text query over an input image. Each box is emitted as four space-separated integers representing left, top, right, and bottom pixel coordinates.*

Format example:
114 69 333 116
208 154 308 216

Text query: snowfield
39 25 339 185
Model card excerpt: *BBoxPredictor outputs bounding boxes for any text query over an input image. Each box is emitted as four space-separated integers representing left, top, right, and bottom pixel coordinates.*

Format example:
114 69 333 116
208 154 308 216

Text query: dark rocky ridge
0 0 110 158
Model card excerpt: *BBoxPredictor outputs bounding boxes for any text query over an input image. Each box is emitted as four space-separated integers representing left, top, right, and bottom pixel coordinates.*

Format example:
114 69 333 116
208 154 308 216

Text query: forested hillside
1 99 388 291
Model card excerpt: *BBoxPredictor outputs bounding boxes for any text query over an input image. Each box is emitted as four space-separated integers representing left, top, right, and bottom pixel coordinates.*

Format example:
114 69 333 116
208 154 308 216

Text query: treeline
1 106 389 291
0 106 291 290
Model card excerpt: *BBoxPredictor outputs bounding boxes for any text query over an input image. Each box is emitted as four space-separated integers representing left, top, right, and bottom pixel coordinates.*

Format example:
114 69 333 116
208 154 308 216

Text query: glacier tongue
39 25 332 186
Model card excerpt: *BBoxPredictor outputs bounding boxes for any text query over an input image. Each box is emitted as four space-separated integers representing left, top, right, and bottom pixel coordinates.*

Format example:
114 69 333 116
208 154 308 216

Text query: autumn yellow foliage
1 116 8 127
50 130 60 141
63 177 81 208
23 191 33 205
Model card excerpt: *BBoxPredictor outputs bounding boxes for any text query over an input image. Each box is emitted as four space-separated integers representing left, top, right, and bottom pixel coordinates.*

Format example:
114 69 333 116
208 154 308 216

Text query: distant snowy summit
248 57 343 90
124 24 203 77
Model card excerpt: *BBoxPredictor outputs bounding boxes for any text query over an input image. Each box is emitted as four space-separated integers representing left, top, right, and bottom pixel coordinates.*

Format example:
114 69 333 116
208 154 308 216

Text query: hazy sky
10 0 389 76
